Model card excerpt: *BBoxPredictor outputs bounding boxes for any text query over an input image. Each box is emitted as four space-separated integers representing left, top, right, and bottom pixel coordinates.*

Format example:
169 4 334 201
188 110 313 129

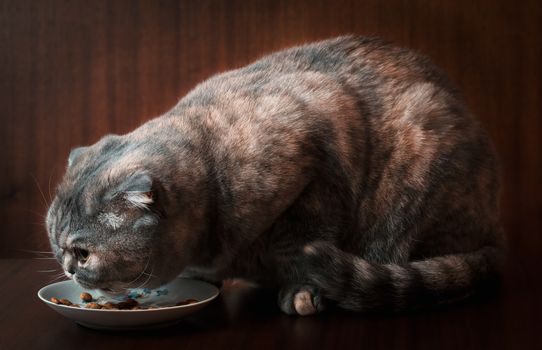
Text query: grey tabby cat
46 36 505 315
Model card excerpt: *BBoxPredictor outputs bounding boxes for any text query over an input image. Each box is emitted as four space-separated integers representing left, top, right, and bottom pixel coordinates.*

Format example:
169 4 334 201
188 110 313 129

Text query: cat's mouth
73 275 126 294
72 273 162 295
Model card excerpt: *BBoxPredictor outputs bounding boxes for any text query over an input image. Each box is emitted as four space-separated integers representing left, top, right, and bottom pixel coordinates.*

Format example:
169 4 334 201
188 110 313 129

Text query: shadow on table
80 277 505 338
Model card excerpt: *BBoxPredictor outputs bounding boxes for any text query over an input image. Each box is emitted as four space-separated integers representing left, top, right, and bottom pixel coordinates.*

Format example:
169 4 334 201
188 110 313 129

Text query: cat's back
242 35 449 87
175 35 499 229
167 36 495 189
176 35 462 127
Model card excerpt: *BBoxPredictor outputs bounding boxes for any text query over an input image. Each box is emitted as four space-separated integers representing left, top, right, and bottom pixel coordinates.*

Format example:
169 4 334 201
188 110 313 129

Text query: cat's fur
46 36 505 315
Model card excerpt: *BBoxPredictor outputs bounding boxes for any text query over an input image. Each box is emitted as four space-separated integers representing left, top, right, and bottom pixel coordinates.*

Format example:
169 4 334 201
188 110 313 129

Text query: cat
45 35 505 316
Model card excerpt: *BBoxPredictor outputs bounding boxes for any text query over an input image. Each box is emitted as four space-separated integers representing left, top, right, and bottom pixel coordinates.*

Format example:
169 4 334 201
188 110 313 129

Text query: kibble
80 292 93 302
50 297 60 304
101 302 118 310
85 302 102 309
116 298 139 310
59 298 73 306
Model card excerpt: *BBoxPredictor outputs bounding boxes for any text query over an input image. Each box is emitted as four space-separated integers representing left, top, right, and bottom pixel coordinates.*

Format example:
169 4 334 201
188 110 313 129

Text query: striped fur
46 36 504 314
303 241 503 312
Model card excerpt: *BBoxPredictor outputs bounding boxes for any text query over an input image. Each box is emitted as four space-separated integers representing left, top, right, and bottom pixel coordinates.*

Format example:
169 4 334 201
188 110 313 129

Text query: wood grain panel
1 0 540 266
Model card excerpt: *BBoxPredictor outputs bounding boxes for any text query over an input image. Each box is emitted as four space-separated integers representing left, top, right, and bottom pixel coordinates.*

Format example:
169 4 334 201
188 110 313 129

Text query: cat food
85 302 102 309
59 298 73 306
80 292 93 302
49 295 198 309
115 298 139 310
101 302 119 309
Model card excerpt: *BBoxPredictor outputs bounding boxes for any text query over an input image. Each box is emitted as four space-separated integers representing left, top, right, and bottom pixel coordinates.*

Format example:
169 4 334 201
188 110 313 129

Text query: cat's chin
72 275 94 290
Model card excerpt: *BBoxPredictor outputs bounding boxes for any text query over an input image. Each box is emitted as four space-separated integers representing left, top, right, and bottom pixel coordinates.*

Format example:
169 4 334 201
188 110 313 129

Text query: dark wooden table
0 258 540 350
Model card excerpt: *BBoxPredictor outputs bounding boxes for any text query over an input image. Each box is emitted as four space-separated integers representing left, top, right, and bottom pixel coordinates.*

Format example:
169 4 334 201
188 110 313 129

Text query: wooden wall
1 0 540 264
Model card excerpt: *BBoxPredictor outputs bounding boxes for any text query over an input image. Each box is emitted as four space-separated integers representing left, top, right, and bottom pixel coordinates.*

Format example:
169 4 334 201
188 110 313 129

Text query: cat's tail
302 241 505 312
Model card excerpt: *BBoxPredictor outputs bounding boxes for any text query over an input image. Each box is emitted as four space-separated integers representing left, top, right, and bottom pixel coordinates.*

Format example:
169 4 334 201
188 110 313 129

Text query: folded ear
117 171 154 209
68 146 89 167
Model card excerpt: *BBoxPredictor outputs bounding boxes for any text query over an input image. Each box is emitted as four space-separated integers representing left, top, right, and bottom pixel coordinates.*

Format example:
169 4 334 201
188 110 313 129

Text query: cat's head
45 134 207 293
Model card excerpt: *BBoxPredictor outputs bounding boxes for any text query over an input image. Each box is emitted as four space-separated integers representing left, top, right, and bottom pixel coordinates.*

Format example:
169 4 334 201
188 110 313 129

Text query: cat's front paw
278 284 324 316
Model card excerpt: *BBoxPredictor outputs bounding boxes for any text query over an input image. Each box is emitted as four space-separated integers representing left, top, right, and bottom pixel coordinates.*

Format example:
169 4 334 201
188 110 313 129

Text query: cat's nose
63 253 76 277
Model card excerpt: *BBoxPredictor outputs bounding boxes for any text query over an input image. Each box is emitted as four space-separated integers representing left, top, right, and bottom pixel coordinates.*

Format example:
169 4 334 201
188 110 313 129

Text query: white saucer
37 278 219 330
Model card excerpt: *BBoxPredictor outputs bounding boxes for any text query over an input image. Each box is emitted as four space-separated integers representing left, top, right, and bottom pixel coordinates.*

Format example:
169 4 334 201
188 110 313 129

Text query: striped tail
303 242 505 312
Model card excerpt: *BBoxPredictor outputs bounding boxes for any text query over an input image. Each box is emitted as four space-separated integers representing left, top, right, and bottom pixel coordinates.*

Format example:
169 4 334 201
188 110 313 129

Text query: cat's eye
73 247 89 264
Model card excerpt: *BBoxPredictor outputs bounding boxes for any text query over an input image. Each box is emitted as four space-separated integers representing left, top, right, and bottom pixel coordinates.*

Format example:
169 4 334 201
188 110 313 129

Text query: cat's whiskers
17 249 55 255
124 256 152 287
47 172 54 203
142 271 158 278
30 222 49 227
37 269 58 273
23 209 47 221
31 174 49 208
18 249 56 261
48 272 69 283
133 265 154 290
